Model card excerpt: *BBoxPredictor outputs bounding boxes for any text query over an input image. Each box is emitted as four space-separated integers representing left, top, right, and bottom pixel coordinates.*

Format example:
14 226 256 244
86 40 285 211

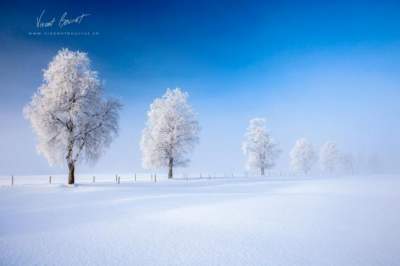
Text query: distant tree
367 153 383 174
242 118 280 176
140 88 200 179
290 138 316 175
319 141 339 173
24 49 121 184
340 153 355 175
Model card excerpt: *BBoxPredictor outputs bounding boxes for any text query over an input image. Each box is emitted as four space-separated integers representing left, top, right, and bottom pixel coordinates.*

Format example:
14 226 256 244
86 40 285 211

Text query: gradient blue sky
1 0 399 175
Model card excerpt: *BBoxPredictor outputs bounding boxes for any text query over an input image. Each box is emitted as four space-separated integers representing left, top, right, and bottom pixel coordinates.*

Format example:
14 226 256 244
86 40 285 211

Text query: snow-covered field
1 175 399 266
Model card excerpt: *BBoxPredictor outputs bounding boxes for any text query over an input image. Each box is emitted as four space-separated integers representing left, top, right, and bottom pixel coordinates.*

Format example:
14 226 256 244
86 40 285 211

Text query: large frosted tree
140 88 200 179
289 138 316 175
319 141 339 173
242 118 280 176
24 48 121 184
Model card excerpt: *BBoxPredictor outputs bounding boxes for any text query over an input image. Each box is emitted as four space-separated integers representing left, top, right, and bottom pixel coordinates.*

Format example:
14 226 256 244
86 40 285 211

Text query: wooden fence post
49 176 52 184
134 173 136 182
154 173 157 183
11 175 14 186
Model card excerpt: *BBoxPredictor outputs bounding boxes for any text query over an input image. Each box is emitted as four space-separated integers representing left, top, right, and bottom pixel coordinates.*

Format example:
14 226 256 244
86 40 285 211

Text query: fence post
93 176 95 183
49 176 52 184
154 173 157 183
134 173 136 182
118 175 121 184
11 175 14 186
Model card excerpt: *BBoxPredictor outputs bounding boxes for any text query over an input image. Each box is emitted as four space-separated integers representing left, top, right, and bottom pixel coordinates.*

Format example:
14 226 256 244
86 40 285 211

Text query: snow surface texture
1 175 399 266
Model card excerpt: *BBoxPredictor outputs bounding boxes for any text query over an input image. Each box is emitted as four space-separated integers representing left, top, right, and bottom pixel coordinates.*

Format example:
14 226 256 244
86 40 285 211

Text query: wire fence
0 171 297 187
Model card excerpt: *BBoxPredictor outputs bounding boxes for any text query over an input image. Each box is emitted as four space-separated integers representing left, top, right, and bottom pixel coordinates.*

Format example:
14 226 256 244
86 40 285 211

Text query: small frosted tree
319 141 339 173
367 153 382 174
290 138 316 175
140 88 200 179
242 118 280 176
24 49 121 184
340 153 354 175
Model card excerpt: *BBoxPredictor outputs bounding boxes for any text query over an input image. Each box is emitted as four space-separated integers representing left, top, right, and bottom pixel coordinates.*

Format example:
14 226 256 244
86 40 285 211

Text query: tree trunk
261 167 265 176
168 158 173 179
68 162 75 185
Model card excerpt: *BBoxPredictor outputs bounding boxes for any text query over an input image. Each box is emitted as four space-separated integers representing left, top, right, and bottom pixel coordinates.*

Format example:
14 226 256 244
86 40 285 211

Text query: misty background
0 0 399 176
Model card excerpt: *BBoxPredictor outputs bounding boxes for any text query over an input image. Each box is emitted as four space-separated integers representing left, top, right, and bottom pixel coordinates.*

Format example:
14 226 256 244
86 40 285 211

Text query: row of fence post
112 173 158 184
6 172 291 186
6 173 175 186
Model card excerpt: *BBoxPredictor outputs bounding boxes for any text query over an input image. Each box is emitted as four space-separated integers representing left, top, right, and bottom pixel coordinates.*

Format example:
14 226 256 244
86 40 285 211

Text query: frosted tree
242 118 280 176
367 153 382 174
289 138 316 175
24 49 121 184
319 141 339 173
140 88 200 179
340 153 354 175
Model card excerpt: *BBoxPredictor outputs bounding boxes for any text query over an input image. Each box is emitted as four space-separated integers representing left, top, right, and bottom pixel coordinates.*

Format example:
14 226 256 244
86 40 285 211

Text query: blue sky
1 0 399 175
